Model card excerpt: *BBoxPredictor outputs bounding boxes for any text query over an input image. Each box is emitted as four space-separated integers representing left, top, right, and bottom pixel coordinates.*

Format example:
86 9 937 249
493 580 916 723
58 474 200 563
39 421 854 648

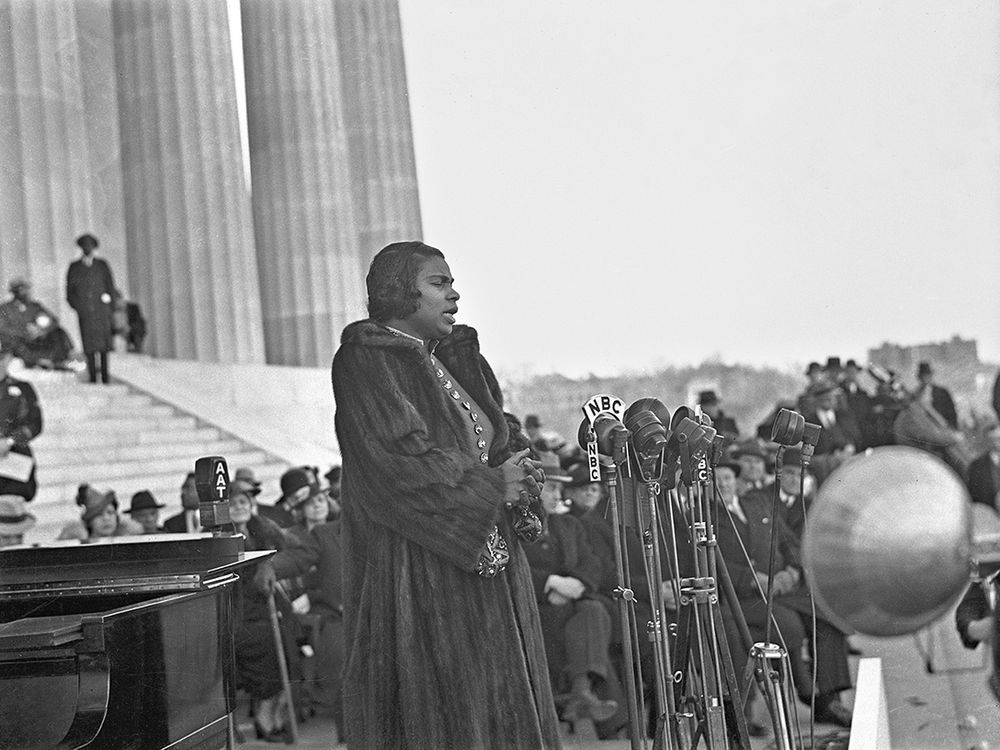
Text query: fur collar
340 319 481 357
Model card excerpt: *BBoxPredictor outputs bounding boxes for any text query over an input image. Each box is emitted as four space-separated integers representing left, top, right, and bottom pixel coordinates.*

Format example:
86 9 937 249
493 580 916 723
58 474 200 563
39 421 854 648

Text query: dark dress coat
66 257 115 353
0 374 42 500
967 452 1000 510
331 321 561 750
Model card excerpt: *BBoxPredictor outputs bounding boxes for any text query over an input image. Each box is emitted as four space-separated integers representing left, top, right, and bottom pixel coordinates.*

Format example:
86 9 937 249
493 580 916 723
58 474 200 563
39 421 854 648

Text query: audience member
0 340 42 501
800 381 858 485
324 465 342 519
699 390 739 441
57 484 141 540
234 467 264 497
523 452 619 724
256 513 347 740
915 361 958 429
229 478 302 742
259 467 314 528
840 359 873 450
967 421 1000 512
0 494 35 546
126 490 166 534
0 278 74 370
66 233 117 385
732 442 770 495
163 472 201 533
563 463 604 519
713 462 853 728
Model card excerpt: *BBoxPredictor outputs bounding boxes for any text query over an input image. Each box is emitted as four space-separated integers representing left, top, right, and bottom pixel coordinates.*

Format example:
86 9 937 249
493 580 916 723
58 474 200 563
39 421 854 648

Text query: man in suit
699 390 740 442
714 461 853 728
839 360 873 450
916 361 958 429
66 234 116 384
967 422 1000 511
801 382 860 485
163 472 201 533
125 490 166 534
258 467 314 528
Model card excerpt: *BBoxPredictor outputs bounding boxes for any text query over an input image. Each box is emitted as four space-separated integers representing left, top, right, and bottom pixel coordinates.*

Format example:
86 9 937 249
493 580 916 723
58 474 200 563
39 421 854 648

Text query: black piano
0 533 270 750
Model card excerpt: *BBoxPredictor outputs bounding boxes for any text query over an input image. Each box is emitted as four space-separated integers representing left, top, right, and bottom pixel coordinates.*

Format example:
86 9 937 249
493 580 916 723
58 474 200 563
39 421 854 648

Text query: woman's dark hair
366 241 444 322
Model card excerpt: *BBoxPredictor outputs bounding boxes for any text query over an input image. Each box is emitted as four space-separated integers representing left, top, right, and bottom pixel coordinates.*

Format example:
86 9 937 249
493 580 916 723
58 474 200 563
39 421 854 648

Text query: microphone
194 455 232 533
770 408 805 446
624 398 671 462
800 422 822 465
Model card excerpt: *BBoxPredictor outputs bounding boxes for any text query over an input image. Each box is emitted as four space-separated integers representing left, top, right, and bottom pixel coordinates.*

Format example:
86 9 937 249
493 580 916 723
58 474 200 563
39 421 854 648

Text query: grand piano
0 459 270 750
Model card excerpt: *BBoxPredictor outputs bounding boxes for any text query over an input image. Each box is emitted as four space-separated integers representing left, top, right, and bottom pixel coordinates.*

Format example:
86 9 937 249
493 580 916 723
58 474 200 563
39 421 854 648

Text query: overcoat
66 257 115 353
332 321 561 750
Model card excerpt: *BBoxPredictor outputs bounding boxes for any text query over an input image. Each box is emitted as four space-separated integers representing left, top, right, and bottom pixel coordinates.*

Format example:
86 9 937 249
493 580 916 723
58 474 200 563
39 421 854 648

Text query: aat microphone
194 455 232 532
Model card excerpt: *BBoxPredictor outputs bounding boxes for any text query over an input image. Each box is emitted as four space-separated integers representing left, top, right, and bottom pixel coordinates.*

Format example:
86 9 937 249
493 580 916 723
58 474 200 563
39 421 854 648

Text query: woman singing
332 241 559 749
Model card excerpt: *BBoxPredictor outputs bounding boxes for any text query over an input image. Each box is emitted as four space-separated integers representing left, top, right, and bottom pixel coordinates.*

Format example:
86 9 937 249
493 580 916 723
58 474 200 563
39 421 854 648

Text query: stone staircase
18 367 290 543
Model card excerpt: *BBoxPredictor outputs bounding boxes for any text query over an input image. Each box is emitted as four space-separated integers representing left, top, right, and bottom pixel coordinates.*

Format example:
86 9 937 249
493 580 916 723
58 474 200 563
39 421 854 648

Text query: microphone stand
667 435 752 749
602 432 646 750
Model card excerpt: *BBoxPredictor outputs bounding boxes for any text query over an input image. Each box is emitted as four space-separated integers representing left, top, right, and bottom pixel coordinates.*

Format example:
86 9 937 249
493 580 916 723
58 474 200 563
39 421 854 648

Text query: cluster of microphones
576 393 823 489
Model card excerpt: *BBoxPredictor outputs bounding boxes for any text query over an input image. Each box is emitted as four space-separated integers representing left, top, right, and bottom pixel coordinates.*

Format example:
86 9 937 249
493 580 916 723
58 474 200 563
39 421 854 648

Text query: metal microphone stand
749 445 799 750
602 432 647 750
666 436 752 749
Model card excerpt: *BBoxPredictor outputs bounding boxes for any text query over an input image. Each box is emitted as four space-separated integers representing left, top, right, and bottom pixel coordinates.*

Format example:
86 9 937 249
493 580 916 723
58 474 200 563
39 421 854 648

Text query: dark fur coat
332 321 561 750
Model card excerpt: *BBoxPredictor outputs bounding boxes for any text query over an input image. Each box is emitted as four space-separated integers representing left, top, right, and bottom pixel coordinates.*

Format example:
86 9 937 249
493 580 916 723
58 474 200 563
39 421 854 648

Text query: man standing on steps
66 233 116 385
163 472 201 533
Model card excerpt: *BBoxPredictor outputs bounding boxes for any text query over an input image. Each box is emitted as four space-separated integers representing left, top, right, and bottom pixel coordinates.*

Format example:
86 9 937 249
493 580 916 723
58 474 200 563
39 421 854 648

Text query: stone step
40 449 272 484
32 438 246 466
33 425 223 450
31 392 156 411
41 403 177 422
36 413 200 435
26 461 291 543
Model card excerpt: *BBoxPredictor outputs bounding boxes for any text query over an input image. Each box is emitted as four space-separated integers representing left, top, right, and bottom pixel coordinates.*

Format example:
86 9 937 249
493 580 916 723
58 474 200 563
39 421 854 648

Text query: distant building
868 335 980 381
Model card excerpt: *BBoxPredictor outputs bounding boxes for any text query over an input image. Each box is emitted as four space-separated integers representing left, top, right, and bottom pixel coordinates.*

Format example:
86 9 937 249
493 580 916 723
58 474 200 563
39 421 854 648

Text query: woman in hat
327 241 555 749
57 484 140 540
0 494 36 547
0 277 74 370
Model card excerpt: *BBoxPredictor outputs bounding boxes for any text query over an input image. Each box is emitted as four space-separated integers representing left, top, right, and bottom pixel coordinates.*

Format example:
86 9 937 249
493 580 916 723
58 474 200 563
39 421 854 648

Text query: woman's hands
501 448 545 508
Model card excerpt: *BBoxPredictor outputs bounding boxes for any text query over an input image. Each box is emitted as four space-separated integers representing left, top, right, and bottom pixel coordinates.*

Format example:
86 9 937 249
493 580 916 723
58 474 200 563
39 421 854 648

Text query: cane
267 588 300 744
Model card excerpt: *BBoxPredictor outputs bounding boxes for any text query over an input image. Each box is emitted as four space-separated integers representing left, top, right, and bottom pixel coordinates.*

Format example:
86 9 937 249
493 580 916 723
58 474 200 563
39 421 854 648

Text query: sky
396 1 1000 379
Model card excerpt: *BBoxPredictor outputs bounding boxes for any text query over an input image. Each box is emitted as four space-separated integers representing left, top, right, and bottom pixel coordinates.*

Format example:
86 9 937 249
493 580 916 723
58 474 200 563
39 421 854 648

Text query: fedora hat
76 233 99 250
126 490 164 514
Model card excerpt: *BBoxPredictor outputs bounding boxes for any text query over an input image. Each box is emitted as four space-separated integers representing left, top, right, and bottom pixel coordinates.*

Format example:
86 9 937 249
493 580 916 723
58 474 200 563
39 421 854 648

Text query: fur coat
332 321 561 750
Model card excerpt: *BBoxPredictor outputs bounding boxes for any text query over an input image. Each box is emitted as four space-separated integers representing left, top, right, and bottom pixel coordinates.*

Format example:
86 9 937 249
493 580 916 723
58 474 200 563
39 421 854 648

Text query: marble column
333 0 423 266
240 0 367 367
0 0 128 331
112 0 265 363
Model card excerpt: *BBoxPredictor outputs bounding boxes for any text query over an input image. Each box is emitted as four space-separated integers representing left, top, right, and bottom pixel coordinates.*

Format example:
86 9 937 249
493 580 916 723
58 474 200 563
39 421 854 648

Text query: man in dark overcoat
66 233 116 384
967 422 1000 511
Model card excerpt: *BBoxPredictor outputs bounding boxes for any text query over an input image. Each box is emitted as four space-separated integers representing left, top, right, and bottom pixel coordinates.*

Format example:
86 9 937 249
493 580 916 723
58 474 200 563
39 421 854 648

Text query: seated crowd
1 353 996 743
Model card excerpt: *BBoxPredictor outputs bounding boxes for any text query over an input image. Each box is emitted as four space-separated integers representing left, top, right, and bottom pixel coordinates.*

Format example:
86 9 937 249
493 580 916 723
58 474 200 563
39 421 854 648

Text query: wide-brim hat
732 443 767 462
230 478 260 501
233 467 262 496
126 490 165 513
538 451 571 483
0 495 36 535
565 462 598 489
76 233 99 250
715 460 742 478
286 483 326 510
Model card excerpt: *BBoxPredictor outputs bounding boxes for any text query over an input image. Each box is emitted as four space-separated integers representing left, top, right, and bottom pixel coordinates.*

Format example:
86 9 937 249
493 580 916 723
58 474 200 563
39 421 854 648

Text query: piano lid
0 532 272 599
